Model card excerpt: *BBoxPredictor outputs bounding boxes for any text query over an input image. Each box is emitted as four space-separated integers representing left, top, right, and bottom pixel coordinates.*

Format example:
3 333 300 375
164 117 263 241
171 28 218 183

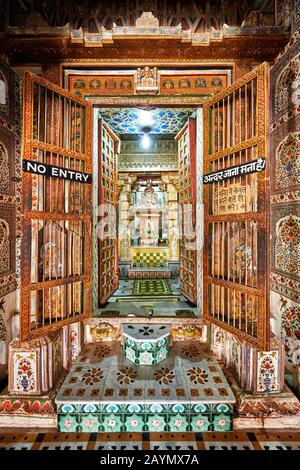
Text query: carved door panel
98 119 120 305
176 117 197 305
203 63 270 349
21 72 92 340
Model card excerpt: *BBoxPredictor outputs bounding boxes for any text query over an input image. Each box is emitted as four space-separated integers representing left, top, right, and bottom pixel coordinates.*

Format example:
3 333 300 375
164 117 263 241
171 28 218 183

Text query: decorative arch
275 53 300 115
275 214 300 277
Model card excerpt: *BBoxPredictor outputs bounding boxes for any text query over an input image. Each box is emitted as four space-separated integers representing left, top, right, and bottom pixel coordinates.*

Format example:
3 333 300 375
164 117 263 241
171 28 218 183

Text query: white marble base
234 415 300 429
0 415 57 428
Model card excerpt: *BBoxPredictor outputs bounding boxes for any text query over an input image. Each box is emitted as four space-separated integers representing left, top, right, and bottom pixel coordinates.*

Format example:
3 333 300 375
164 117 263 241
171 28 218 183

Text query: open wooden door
203 63 270 350
98 119 120 305
21 72 92 341
176 117 197 305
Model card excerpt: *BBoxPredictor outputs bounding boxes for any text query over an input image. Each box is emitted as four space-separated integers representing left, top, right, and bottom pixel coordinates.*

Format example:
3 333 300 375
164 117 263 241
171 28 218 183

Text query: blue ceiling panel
98 108 194 135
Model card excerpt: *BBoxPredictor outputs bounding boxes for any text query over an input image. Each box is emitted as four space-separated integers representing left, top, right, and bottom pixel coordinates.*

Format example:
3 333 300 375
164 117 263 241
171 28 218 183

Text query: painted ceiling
98 108 194 135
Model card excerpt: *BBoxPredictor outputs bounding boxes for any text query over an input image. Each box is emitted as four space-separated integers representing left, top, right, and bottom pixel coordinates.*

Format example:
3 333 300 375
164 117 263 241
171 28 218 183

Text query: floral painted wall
270 21 300 394
0 56 22 384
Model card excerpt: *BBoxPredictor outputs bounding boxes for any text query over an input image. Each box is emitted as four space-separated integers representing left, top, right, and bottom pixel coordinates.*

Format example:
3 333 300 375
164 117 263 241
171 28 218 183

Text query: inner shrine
0 0 299 452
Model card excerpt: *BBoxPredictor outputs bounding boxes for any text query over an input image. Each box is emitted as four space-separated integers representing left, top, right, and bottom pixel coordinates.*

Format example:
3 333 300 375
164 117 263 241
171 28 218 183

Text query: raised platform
55 341 235 432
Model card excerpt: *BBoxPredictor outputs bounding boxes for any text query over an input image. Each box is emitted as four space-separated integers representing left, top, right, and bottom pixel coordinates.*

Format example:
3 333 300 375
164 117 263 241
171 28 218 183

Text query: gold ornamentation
172 324 202 341
136 66 159 95
90 322 120 341
135 12 159 29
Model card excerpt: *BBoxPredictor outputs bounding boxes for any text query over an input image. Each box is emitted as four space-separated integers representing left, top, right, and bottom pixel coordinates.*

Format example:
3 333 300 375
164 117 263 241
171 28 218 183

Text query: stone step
55 341 236 433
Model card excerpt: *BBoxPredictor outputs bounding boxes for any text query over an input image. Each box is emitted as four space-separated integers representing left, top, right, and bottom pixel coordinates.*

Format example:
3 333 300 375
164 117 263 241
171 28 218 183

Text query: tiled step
57 402 234 432
56 341 236 433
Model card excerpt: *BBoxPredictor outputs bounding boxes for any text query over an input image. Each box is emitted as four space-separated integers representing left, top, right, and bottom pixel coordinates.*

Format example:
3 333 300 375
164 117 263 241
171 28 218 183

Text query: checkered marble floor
93 279 199 318
55 342 235 433
1 431 300 450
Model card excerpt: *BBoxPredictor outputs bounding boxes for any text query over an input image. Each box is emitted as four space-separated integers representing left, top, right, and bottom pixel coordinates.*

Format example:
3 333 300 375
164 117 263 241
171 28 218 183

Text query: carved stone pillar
118 177 132 261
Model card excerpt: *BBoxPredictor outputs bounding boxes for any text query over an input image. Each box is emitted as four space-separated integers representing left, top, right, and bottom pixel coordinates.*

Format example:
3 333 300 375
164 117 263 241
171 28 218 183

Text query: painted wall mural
68 71 229 100
0 58 22 382
8 329 66 395
211 325 284 394
280 298 300 365
70 75 134 98
274 213 300 277
275 53 300 117
270 27 300 394
160 74 226 95
275 131 300 189
256 350 280 393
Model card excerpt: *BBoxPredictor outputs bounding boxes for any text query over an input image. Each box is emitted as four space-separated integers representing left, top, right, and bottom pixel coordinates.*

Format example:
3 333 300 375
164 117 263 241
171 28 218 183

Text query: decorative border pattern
270 272 300 303
269 117 300 193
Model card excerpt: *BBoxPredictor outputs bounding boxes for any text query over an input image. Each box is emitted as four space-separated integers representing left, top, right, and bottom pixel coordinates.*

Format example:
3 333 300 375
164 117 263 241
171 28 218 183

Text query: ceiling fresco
98 108 195 135
5 1 276 31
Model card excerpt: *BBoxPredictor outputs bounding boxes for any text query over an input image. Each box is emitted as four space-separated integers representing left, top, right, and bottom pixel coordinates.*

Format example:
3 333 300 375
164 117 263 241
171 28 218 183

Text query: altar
136 180 161 246
128 246 171 279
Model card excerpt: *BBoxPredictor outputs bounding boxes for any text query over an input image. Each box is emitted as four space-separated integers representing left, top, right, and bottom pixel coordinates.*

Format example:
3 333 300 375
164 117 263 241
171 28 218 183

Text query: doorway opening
92 106 202 320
